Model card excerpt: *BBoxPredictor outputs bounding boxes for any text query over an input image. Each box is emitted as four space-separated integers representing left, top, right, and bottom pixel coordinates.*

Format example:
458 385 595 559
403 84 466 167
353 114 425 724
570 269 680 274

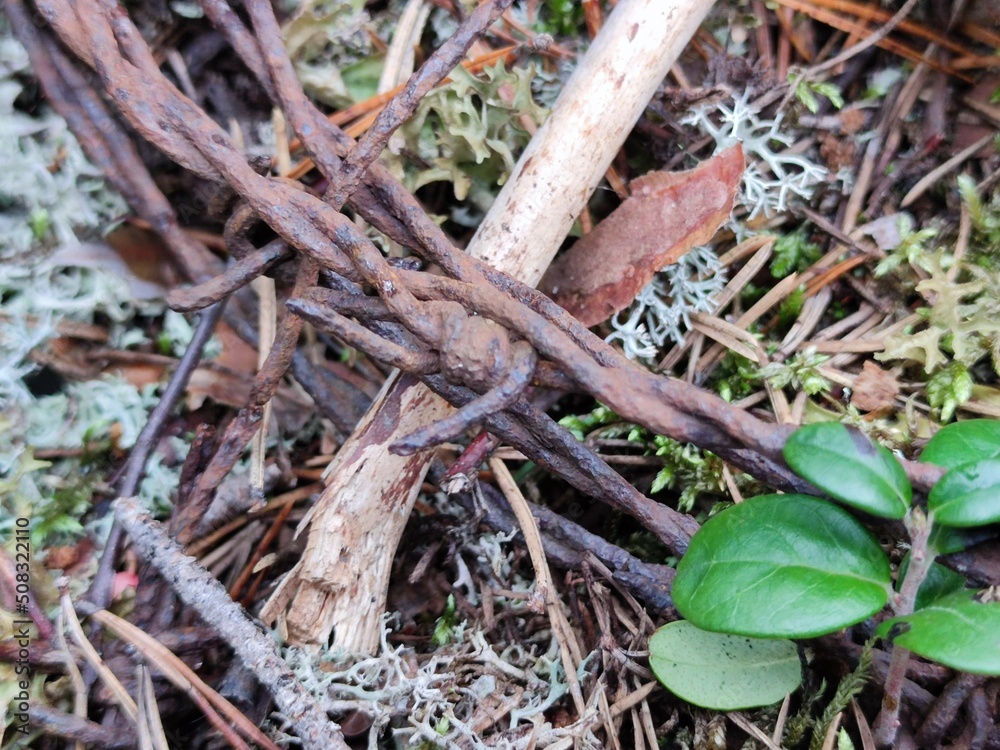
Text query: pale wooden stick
250 274 276 499
489 458 586 715
264 0 719 653
473 0 714 285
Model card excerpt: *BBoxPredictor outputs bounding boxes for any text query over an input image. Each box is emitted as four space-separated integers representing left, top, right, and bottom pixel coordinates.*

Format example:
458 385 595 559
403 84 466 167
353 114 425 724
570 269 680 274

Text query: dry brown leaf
851 360 900 413
48 224 179 300
186 367 312 431
539 145 744 326
106 362 168 390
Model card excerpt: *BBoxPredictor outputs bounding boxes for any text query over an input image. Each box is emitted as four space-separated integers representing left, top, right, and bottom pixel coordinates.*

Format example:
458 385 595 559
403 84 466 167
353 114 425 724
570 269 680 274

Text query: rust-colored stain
539 145 744 327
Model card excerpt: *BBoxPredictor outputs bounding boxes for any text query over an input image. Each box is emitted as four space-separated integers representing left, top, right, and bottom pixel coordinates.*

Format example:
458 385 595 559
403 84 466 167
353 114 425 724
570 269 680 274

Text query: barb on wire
393 340 537 454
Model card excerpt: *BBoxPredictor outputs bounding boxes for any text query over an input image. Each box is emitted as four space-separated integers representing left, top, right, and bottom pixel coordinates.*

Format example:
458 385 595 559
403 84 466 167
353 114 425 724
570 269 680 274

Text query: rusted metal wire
3 0 217 281
14 0 945 528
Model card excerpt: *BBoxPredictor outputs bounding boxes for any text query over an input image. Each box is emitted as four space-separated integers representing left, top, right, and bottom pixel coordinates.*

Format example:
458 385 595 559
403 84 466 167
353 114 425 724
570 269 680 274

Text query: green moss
771 229 822 278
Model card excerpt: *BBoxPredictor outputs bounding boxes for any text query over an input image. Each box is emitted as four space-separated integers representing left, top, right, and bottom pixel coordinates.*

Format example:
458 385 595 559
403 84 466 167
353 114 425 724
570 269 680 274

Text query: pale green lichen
283 0 372 108
393 61 547 215
878 253 1000 375
0 22 185 545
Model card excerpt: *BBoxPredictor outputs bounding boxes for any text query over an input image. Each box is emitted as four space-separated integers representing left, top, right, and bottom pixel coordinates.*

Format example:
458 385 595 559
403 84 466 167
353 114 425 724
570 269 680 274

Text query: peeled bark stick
472 0 715 284
262 0 717 653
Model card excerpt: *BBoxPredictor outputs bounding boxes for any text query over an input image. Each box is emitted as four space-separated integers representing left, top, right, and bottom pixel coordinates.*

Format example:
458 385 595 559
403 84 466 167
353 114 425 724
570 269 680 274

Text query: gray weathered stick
113 496 350 750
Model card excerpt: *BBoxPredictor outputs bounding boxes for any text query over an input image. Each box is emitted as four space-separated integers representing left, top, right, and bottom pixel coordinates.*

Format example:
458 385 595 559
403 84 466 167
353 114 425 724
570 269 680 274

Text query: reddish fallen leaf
852 361 900 414
112 571 140 600
539 145 744 326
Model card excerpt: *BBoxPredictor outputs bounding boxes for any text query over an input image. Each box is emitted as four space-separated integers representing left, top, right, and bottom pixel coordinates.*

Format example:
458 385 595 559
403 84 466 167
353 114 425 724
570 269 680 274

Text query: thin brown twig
86 300 226 607
487 461 586 715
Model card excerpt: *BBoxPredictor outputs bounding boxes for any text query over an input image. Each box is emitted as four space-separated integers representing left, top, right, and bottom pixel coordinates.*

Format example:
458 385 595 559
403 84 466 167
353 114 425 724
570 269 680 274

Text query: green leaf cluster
557 403 620 441
789 74 844 114
559 405 730 511
537 0 585 37
926 361 973 422
872 214 939 278
650 436 724 512
650 420 1000 710
757 348 831 396
712 351 759 402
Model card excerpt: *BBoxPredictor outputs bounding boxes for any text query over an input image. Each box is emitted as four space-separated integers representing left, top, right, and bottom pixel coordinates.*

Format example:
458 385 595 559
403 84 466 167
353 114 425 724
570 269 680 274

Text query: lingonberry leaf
783 423 910 519
920 419 1000 470
673 494 891 638
877 592 1000 675
648 621 801 710
928 457 1000 527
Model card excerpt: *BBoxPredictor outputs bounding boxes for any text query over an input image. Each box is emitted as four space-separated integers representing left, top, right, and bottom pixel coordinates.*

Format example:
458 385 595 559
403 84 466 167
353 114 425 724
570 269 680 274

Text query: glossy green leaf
929 525 1000 556
921 419 1000 469
877 593 1000 674
648 621 802 710
928 458 1000 527
784 424 911 519
898 555 966 611
673 495 891 638
928 524 973 555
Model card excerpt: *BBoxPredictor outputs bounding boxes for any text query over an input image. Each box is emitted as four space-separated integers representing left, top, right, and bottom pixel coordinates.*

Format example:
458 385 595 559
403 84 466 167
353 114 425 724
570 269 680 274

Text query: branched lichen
281 614 583 749
878 253 1000 375
606 245 727 360
394 61 547 215
683 91 827 218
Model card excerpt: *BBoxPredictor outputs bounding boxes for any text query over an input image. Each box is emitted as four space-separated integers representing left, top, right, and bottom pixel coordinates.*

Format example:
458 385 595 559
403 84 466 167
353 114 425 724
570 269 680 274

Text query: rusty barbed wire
8 0 946 538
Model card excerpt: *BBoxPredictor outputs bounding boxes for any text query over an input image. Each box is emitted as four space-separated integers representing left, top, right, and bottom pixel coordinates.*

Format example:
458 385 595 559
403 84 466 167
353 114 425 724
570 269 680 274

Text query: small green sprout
926 361 973 422
789 73 844 114
758 348 831 395
873 214 940 277
432 594 459 647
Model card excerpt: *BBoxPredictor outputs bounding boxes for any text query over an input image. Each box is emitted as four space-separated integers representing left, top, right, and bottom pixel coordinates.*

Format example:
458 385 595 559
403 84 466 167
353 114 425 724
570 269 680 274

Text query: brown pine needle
772 0 969 80
782 0 972 57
